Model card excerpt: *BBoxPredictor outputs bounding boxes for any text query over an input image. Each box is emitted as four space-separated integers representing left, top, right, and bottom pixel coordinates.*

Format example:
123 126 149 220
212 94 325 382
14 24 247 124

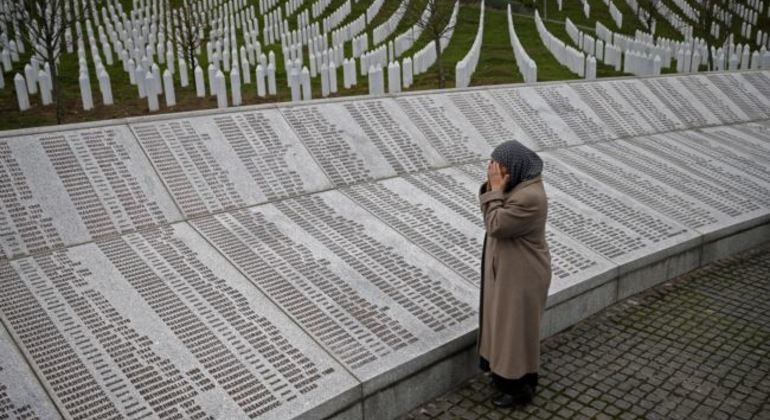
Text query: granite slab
189 190 478 396
279 98 448 186
487 87 583 150
541 153 700 273
0 224 357 419
129 110 332 218
0 125 181 260
0 320 61 419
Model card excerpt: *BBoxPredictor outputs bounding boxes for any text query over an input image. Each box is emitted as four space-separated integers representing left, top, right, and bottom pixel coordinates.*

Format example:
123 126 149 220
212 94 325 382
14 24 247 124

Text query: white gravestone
98 70 113 105
215 70 228 108
194 65 206 97
79 72 93 110
145 72 159 112
256 64 266 97
301 66 312 101
267 63 277 95
231 67 242 106
14 73 30 111
163 69 176 107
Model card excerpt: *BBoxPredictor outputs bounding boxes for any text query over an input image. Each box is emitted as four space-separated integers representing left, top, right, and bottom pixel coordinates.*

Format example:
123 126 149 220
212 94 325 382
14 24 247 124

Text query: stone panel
130 111 332 218
0 126 180 259
190 191 478 393
280 99 447 186
0 320 60 419
0 224 356 419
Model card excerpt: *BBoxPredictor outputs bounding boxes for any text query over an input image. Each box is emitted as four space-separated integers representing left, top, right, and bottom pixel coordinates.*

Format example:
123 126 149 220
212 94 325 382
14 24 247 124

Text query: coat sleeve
479 188 540 239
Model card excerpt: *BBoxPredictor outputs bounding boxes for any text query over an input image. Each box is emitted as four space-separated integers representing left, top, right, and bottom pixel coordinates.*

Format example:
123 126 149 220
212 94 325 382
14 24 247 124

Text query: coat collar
509 176 542 194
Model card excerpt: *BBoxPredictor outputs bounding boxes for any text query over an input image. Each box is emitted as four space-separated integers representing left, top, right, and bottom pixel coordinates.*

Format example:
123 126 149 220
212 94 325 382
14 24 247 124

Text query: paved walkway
403 245 770 419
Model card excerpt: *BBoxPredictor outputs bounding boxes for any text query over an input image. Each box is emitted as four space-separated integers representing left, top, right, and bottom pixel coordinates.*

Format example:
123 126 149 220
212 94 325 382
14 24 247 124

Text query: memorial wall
1 71 769 419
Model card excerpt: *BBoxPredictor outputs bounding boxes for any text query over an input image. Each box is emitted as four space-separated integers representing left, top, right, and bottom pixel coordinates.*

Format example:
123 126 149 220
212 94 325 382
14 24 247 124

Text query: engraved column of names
672 132 770 182
41 130 167 237
0 142 63 258
133 122 245 217
535 86 614 143
449 92 514 147
741 72 770 100
192 210 417 369
545 154 689 241
676 76 740 123
213 113 306 201
641 78 710 126
344 101 431 173
571 83 646 138
281 107 372 185
588 141 754 221
403 171 483 229
100 228 328 416
633 136 770 208
545 230 598 280
701 129 770 162
275 196 475 331
489 90 568 149
345 182 481 283
611 81 679 132
396 96 481 163
707 74 768 120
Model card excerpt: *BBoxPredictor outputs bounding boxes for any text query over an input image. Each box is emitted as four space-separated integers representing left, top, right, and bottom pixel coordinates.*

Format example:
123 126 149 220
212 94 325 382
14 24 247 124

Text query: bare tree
635 0 660 32
0 0 93 123
693 0 725 70
404 0 459 88
172 0 204 70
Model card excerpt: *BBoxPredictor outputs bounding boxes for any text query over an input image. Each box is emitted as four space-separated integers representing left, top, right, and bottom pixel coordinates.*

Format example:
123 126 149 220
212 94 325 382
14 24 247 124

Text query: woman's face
490 160 510 176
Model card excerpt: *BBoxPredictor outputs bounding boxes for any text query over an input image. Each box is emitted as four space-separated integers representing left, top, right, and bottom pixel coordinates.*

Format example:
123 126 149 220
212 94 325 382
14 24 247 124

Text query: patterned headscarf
491 140 543 191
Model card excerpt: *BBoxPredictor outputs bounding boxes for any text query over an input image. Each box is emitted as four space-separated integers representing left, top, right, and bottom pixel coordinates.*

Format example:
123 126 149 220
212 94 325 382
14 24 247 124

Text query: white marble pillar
215 70 228 108
14 73 30 111
145 72 159 111
231 67 242 106
267 63 277 95
79 72 93 110
300 66 312 101
194 65 206 97
179 59 189 87
328 61 338 94
163 69 175 107
98 70 113 105
136 65 147 97
402 57 413 88
256 64 266 97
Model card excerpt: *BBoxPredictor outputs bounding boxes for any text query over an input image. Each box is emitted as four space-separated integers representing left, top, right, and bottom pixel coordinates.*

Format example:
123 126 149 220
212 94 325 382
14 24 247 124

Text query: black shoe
491 385 534 408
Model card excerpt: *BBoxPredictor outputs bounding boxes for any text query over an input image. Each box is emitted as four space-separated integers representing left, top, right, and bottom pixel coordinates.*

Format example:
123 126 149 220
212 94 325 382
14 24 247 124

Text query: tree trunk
435 36 445 89
48 49 62 124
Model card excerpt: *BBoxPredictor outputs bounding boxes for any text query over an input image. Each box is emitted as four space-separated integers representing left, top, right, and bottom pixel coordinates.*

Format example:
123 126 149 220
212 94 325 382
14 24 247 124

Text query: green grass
0 0 755 131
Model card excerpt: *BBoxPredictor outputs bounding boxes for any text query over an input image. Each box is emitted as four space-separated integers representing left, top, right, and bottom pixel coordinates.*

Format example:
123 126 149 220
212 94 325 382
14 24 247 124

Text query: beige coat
478 177 551 379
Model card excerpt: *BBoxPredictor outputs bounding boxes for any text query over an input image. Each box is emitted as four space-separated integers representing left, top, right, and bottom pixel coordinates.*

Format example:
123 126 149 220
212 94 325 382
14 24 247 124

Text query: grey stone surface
0 321 60 419
0 71 769 419
533 84 616 144
393 95 493 163
487 86 583 150
569 79 684 138
129 110 332 218
541 152 701 273
189 190 479 395
0 223 357 419
547 137 770 244
0 126 181 259
280 99 448 186
403 244 770 420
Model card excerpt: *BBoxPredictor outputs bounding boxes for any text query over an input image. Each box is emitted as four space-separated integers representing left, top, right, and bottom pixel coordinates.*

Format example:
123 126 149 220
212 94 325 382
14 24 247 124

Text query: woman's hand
487 161 509 192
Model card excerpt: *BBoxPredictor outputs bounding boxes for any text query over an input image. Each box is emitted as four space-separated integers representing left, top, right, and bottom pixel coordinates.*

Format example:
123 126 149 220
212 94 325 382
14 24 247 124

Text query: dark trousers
480 357 539 395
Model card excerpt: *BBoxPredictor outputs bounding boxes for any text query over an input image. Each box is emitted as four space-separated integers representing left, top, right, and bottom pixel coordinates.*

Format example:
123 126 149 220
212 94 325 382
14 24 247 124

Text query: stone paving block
403 245 770 420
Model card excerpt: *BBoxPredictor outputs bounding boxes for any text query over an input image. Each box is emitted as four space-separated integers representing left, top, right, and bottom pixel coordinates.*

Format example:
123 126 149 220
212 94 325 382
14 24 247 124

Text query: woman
478 140 551 408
